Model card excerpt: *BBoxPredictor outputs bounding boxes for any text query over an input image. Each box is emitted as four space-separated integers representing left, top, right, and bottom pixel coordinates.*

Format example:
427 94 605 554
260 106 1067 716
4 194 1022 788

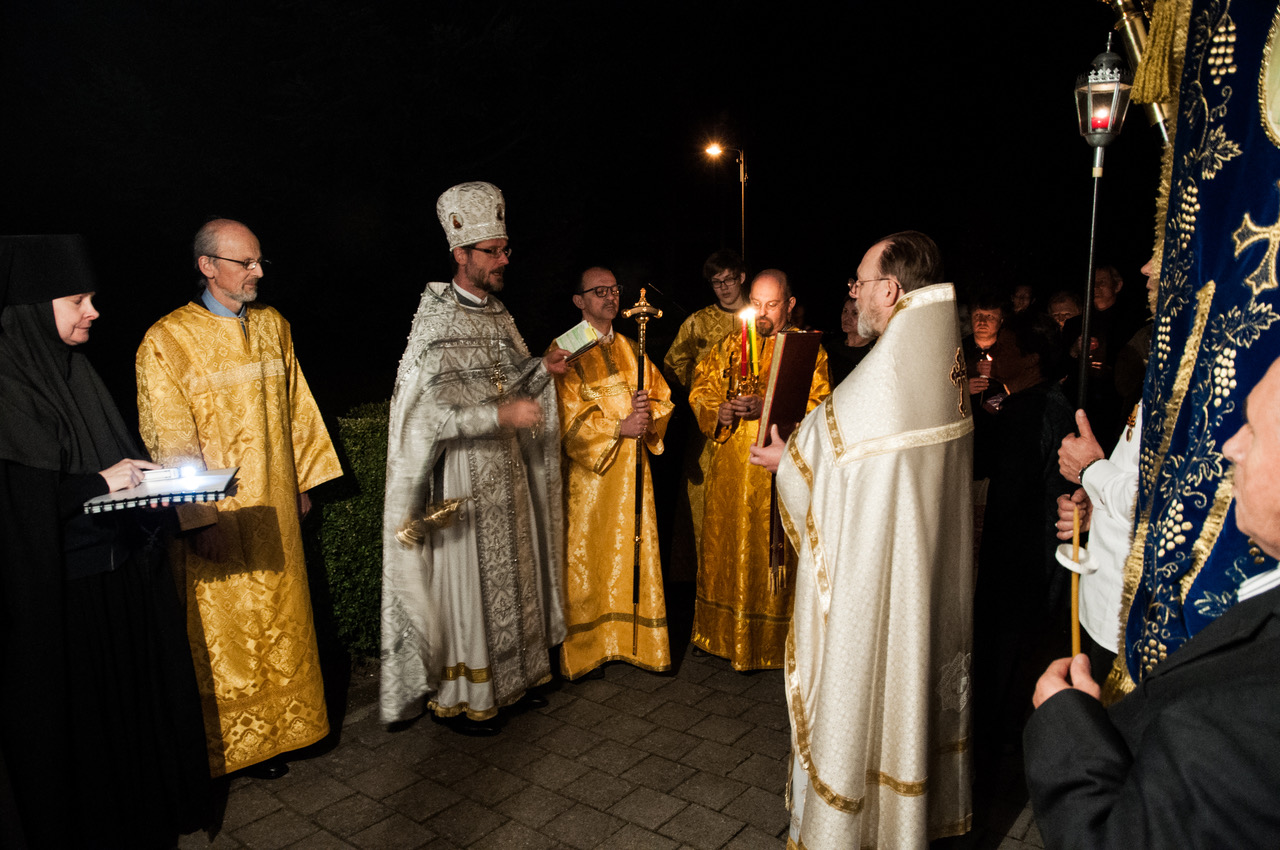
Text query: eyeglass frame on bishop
469 245 513 259
207 255 271 271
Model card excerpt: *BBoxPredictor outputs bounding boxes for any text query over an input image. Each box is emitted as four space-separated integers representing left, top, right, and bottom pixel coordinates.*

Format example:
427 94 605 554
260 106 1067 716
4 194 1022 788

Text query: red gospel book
756 330 824 447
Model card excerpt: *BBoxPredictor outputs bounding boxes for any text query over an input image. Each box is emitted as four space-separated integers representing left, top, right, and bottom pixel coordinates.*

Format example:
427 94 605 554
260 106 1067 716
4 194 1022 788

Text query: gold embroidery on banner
823 397 845 457
1114 281 1217 697
439 662 491 683
1232 182 1280 296
189 358 286 394
834 418 974 466
1181 468 1236 599
564 611 668 636
1261 4 1280 149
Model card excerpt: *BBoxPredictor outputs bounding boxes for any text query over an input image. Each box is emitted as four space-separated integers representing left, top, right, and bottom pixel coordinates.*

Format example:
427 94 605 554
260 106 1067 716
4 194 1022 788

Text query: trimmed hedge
314 400 389 658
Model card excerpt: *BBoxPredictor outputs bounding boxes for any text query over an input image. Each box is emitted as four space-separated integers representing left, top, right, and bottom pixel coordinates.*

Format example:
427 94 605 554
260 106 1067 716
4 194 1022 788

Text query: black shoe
691 646 710 658
242 759 289 780
521 692 550 708
578 667 606 681
434 713 500 737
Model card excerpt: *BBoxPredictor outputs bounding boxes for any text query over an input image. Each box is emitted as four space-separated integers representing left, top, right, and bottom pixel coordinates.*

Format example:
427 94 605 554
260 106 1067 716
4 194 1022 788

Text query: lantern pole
1074 34 1133 409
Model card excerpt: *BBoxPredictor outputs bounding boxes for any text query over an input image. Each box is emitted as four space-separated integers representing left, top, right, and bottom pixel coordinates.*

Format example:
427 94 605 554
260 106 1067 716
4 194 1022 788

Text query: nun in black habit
0 235 209 848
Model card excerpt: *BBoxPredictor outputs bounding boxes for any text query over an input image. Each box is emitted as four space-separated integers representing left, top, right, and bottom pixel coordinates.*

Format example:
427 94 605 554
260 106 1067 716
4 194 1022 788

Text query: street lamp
1072 34 1132 408
706 143 748 260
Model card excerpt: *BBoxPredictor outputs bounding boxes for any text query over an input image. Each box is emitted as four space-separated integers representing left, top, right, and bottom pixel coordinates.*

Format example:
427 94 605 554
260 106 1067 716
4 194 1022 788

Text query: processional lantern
1075 35 1133 166
1072 34 1133 408
1062 34 1133 659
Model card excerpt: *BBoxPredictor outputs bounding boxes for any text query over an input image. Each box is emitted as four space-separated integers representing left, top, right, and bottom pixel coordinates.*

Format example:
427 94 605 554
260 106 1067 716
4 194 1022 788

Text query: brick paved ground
178 639 1043 850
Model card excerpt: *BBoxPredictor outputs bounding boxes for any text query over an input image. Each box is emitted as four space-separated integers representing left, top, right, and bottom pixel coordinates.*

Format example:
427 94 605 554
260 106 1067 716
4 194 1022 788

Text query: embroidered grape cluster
1174 180 1199 251
1211 346 1237 407
1209 17 1237 85
1154 313 1175 366
1156 501 1193 556
1138 623 1169 674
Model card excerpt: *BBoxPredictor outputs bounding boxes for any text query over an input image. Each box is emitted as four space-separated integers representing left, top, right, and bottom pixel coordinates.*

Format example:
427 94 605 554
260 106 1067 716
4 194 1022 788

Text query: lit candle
1091 109 1110 130
743 308 760 376
740 316 749 378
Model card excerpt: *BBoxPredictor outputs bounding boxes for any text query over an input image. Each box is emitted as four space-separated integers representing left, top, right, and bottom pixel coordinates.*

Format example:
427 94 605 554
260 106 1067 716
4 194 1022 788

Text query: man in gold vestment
136 219 341 778
557 267 674 679
662 250 749 581
688 270 830 670
753 232 973 848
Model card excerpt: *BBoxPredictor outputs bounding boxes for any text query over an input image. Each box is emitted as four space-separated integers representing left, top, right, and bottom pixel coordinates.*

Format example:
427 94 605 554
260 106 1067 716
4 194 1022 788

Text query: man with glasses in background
663 249 750 582
381 182 570 736
136 217 342 780
751 232 974 847
555 267 674 681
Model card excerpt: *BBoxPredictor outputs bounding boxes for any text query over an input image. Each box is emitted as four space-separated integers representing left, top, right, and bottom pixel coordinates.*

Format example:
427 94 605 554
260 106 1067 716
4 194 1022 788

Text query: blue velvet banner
1125 0 1280 684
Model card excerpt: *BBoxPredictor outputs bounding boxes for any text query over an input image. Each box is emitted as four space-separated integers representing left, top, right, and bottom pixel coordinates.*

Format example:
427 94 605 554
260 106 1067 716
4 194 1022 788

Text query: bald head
193 219 264 313
750 270 794 338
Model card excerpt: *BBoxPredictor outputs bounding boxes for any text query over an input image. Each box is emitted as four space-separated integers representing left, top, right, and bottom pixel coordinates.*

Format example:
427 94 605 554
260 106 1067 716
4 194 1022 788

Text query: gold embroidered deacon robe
662 303 740 581
136 302 341 776
777 284 973 849
557 334 674 678
688 331 830 670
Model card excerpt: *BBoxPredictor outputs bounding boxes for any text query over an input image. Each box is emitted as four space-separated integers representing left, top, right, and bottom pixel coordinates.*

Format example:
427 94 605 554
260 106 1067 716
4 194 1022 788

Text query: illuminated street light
705 142 747 260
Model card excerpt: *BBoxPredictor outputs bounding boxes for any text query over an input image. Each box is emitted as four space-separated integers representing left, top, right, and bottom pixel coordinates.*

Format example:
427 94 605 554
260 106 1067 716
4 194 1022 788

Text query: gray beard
857 307 881 339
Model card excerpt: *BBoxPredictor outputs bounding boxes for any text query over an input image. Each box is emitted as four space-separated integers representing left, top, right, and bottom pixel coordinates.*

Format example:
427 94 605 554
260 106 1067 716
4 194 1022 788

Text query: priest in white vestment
753 231 974 848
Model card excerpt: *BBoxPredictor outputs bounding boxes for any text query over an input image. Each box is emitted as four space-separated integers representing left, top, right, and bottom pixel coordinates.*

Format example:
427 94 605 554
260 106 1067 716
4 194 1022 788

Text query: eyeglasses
848 277 900 296
579 284 623 298
470 245 512 258
709 274 740 290
208 255 270 271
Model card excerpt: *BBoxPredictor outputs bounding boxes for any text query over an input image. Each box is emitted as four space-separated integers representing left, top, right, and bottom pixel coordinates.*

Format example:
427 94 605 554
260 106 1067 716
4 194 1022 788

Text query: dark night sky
0 1 1163 419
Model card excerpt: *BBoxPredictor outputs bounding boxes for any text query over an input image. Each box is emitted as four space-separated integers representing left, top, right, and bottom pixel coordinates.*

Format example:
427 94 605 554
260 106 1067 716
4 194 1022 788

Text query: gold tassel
1132 0 1178 103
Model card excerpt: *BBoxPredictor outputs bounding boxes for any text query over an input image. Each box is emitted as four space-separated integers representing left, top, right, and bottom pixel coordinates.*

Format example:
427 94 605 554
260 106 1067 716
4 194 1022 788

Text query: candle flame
738 307 758 320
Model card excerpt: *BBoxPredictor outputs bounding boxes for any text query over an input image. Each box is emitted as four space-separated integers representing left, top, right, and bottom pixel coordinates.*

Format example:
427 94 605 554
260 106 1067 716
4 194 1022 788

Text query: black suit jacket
1023 584 1280 849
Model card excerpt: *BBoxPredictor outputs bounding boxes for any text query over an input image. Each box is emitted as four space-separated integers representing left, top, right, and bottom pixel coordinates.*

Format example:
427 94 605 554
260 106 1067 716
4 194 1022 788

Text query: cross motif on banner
950 348 968 418
1232 182 1280 296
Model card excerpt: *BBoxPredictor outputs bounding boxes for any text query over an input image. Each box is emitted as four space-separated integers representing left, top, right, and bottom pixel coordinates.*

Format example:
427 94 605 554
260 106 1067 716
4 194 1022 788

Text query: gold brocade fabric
663 304 741 581
557 335 674 678
688 332 831 670
136 303 342 776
